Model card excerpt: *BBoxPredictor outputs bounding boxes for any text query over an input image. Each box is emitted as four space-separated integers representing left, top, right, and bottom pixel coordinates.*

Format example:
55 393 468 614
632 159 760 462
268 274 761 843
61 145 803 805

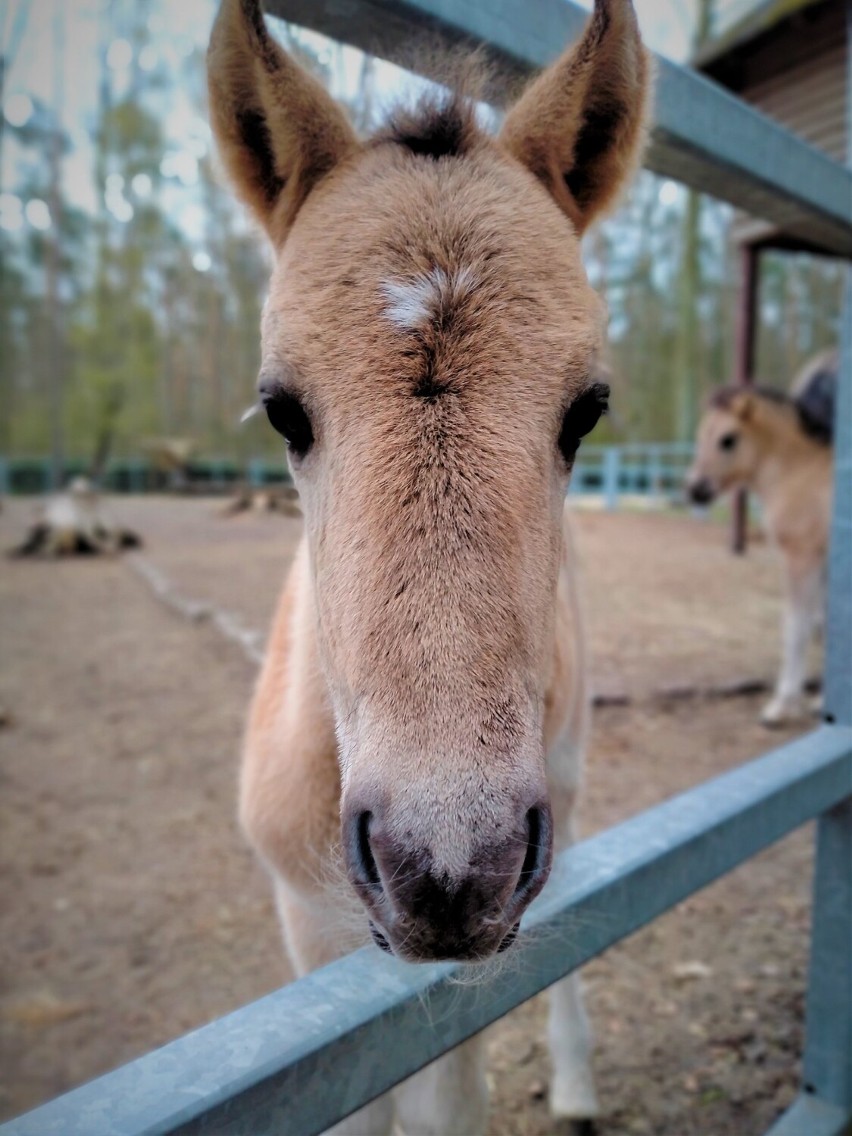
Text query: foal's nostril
688 479 714 506
513 806 550 903
498 922 521 953
343 797 553 960
351 811 382 890
369 921 392 953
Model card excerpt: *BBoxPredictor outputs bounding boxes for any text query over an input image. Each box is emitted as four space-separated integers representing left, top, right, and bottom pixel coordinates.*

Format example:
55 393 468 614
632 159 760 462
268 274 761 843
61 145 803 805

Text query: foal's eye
264 391 314 458
559 381 609 463
718 431 738 452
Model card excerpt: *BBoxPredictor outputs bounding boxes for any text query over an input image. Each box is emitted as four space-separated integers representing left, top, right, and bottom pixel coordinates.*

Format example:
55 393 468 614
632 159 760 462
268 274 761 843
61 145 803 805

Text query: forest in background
0 0 844 477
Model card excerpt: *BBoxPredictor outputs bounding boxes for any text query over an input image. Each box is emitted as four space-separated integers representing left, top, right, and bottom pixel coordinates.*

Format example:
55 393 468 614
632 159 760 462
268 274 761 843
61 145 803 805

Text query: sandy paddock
0 497 817 1134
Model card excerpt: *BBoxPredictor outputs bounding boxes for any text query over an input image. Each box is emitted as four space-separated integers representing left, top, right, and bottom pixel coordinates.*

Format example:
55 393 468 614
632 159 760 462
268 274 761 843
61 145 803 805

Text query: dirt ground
0 497 819 1134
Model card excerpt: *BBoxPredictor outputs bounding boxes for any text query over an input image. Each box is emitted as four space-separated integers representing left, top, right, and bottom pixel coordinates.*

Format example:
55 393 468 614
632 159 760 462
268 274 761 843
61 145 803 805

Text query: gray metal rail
265 0 852 255
3 726 850 1136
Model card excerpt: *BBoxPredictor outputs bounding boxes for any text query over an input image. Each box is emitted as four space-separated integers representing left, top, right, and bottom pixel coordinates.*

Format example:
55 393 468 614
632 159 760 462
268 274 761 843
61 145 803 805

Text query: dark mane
376 93 483 160
709 383 790 412
708 383 832 446
371 48 495 161
793 353 836 444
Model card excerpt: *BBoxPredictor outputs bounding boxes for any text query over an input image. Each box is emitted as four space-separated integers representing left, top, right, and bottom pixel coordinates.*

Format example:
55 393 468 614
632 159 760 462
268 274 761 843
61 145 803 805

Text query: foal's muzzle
686 477 716 506
343 800 553 962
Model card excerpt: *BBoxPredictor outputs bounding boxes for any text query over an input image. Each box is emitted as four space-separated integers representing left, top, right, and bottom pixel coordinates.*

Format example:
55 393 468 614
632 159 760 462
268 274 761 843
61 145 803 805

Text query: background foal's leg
549 973 598 1122
274 882 395 1136
278 883 488 1136
393 1037 488 1136
762 556 824 725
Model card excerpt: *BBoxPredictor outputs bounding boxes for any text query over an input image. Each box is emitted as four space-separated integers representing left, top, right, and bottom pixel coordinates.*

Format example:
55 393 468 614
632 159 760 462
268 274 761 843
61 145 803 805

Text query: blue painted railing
2 728 850 1136
571 442 695 508
0 444 693 508
0 456 292 496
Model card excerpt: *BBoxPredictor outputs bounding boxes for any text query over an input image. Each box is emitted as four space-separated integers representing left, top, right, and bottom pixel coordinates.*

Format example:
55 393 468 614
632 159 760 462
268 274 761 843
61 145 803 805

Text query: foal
687 372 834 726
208 0 650 1130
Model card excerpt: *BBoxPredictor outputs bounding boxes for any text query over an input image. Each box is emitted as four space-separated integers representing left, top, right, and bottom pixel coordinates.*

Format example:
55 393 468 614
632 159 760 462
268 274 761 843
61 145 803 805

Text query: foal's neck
750 397 829 502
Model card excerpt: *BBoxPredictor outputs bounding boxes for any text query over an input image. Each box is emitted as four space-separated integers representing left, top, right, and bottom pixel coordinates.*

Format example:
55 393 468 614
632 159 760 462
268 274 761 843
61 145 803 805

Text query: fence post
731 243 760 554
801 799 852 1114
248 458 265 487
603 446 620 511
649 443 663 497
799 267 852 1120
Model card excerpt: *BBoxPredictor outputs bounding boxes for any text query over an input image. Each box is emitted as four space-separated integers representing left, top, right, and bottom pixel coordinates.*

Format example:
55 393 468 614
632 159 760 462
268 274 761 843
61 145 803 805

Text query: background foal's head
209 0 650 961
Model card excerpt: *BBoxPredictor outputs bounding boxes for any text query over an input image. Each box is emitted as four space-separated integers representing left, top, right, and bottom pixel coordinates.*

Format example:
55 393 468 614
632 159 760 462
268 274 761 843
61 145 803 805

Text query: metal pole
797 21 852 1118
799 260 852 1124
801 798 852 1116
731 242 759 553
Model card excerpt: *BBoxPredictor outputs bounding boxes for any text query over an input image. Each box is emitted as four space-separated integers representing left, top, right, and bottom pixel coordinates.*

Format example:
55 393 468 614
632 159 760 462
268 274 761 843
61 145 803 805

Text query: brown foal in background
687 354 835 727
208 0 650 1130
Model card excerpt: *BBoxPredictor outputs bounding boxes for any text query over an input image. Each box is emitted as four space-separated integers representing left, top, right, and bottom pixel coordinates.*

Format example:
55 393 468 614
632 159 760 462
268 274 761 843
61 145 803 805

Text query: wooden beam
732 243 760 554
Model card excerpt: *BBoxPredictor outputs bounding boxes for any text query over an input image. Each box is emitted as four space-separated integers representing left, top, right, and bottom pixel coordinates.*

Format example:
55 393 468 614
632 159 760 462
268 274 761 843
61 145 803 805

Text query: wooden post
731 243 759 554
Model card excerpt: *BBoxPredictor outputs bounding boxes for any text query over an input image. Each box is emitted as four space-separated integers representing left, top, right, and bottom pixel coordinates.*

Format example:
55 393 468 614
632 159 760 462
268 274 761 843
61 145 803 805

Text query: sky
2 0 215 221
1 0 746 233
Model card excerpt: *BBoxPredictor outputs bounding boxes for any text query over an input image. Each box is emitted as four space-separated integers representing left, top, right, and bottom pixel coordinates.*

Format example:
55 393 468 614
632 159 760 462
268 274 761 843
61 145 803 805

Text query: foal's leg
549 974 598 1122
279 881 488 1136
762 556 824 726
547 814 599 1123
393 1037 488 1136
275 883 395 1136
806 566 827 716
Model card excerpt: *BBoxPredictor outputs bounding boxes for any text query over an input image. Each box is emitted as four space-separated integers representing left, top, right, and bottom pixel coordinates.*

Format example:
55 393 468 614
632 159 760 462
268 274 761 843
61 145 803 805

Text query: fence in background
2 1 850 1135
570 442 695 507
0 443 695 508
0 456 289 496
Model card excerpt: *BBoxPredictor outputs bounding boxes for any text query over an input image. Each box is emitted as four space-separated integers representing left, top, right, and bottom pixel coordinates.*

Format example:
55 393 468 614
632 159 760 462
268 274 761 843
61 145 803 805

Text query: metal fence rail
3 726 850 1136
3 3 850 1134
265 0 852 257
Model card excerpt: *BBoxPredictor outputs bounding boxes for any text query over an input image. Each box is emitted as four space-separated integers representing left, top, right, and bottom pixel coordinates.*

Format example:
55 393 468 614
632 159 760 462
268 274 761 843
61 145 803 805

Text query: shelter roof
694 0 829 73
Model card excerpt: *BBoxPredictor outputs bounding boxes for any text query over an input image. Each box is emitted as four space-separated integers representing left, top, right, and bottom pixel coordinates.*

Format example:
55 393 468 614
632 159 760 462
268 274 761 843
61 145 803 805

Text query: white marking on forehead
381 275 437 329
381 266 477 331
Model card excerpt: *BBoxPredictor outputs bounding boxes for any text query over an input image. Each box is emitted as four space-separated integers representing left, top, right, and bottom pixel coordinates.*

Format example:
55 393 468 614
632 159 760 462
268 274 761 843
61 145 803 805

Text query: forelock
374 92 484 160
369 47 496 161
708 384 790 411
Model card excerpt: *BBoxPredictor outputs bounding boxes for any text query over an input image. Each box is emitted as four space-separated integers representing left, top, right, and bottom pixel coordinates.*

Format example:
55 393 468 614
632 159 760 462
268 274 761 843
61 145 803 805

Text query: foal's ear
730 392 756 422
207 0 358 244
499 0 651 233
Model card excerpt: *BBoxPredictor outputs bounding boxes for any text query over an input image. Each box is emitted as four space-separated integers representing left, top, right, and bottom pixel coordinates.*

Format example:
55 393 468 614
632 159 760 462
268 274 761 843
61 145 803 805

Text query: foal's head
209 0 649 961
687 387 784 505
